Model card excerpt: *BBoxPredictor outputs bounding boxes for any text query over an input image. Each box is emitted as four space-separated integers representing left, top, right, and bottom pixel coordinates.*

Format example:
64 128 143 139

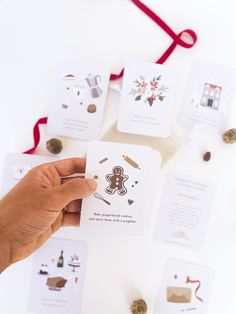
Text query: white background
0 0 236 313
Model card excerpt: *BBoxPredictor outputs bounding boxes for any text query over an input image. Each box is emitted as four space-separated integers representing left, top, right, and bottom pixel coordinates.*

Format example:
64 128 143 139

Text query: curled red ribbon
23 117 48 154
186 276 204 303
23 0 197 154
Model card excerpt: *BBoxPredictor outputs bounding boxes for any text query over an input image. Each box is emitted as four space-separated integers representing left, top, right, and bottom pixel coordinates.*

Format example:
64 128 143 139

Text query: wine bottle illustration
57 250 64 268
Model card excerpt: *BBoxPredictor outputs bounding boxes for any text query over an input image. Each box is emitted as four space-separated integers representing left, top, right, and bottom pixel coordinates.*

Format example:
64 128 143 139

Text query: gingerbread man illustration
105 166 129 196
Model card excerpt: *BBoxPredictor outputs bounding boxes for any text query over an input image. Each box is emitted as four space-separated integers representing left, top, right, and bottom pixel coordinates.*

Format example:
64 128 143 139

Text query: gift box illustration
200 82 222 110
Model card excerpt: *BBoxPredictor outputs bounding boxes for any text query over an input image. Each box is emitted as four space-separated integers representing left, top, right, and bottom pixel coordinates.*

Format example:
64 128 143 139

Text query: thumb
54 178 97 205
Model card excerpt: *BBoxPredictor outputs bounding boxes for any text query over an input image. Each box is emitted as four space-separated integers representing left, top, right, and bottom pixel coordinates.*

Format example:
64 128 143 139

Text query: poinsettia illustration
129 75 168 107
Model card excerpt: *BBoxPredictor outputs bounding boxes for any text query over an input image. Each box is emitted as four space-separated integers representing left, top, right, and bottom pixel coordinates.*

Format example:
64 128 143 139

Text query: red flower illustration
150 81 158 91
141 82 148 88
130 75 168 106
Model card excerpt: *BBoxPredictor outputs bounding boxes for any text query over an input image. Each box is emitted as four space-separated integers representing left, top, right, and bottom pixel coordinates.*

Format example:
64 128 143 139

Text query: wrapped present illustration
200 82 222 110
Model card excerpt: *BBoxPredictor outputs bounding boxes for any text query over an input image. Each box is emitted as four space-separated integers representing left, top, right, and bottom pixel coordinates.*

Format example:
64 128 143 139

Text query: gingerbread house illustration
200 83 222 110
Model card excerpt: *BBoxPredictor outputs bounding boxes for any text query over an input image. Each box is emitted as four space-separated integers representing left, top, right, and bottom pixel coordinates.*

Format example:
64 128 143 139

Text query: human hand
0 158 96 272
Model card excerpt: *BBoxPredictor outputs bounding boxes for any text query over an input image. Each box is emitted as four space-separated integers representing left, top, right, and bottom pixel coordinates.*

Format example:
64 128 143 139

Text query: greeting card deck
1 153 58 197
27 238 88 314
80 141 161 234
178 58 236 133
117 62 177 138
47 61 110 140
154 172 215 251
154 259 214 314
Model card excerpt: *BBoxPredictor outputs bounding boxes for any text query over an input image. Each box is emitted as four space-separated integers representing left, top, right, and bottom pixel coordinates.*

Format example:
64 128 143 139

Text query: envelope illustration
167 286 192 303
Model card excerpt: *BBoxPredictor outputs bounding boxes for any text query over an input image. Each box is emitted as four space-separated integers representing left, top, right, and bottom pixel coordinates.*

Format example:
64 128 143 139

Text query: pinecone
130 299 147 314
223 129 236 144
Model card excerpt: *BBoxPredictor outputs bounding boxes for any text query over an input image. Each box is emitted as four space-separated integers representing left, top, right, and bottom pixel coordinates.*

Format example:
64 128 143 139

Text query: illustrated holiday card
80 141 161 234
117 62 177 138
178 58 236 133
154 259 214 314
1 153 58 197
154 172 215 251
47 61 110 140
27 238 88 314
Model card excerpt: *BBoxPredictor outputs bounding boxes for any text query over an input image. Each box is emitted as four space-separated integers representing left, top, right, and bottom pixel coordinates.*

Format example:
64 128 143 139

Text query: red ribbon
23 117 48 154
23 0 197 154
186 277 204 303
110 0 197 80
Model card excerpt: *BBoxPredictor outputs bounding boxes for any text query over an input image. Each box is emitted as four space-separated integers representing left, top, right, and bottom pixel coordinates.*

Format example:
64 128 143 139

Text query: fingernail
86 179 97 191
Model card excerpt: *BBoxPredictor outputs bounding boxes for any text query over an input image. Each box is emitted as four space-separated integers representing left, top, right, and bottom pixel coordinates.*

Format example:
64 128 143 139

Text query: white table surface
1 0 236 313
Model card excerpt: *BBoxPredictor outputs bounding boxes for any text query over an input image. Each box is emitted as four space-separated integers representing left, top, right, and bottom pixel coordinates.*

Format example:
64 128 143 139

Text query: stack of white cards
80 141 161 235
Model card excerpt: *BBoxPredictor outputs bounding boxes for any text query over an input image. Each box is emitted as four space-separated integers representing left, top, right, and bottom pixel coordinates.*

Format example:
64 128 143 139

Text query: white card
154 259 214 314
178 58 236 133
117 62 177 138
1 153 58 197
81 141 161 234
27 238 88 314
154 172 215 251
47 61 110 140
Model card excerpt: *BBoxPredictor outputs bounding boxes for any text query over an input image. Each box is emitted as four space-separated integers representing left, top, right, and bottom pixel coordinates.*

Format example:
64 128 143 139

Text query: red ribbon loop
110 0 197 80
131 0 197 48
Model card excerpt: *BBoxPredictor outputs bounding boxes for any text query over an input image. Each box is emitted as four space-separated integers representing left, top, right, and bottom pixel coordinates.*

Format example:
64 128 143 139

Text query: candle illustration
122 155 140 169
